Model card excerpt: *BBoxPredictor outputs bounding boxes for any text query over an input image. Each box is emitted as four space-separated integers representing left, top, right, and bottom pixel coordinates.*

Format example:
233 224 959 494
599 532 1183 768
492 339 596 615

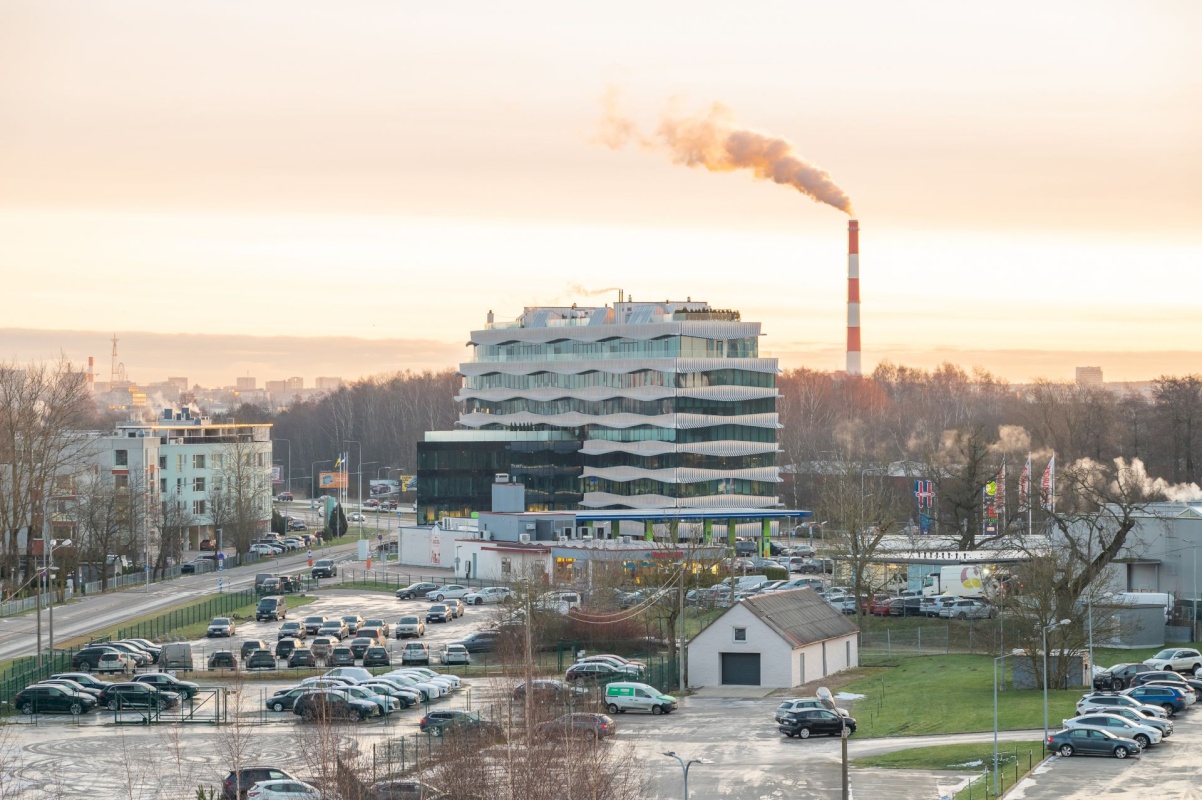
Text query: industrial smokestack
846 219 861 375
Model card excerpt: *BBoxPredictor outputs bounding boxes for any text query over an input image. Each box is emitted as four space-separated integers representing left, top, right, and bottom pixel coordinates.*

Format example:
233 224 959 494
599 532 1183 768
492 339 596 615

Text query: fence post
886 628 891 656
917 628 921 653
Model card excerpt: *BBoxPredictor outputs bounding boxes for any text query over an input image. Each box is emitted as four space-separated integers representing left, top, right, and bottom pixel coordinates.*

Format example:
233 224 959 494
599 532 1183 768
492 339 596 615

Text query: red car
869 594 895 616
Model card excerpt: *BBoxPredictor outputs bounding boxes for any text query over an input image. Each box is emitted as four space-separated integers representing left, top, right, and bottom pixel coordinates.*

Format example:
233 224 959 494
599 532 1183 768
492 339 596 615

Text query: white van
603 682 677 715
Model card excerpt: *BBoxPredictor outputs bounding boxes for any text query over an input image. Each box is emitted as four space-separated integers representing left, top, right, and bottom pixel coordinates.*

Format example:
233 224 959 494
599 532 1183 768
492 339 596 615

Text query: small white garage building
687 588 859 689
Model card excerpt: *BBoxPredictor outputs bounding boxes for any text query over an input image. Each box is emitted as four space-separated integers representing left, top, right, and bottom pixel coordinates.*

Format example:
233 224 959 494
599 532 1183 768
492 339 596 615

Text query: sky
1 1 1200 387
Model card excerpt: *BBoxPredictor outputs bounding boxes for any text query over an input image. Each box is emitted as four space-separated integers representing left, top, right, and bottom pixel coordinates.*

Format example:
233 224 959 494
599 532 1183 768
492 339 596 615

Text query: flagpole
1026 452 1032 536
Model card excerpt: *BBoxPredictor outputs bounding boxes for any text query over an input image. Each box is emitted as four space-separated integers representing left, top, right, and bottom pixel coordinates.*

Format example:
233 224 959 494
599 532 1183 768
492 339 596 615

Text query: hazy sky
2 1 1199 386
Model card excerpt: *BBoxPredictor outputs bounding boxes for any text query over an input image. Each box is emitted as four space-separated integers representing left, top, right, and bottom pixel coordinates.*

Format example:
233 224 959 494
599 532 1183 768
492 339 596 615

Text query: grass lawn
854 740 1044 800
168 595 318 640
841 654 1085 737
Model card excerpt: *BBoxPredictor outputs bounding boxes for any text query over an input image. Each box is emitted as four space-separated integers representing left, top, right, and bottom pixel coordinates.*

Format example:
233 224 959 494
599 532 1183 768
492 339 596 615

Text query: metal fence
334 569 485 591
859 620 1006 660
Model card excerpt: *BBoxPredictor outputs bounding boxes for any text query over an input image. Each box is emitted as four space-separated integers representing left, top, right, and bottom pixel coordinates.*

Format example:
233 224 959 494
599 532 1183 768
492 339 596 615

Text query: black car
426 604 452 624
455 631 500 653
1094 662 1157 691
97 682 180 711
265 687 312 712
293 690 376 721
778 708 857 739
131 673 200 699
70 645 123 672
330 647 357 667
288 648 318 668
311 559 337 578
246 650 278 670
349 637 374 659
534 712 616 740
275 638 300 659
14 685 98 715
363 646 392 668
241 640 270 660
419 709 497 735
366 780 447 800
222 767 299 800
208 651 239 670
512 679 588 704
397 582 441 600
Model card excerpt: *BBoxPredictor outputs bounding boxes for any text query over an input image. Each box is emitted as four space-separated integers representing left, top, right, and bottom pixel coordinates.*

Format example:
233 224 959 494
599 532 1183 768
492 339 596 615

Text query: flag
996 460 1006 527
1018 456 1031 512
1040 454 1055 510
334 454 344 469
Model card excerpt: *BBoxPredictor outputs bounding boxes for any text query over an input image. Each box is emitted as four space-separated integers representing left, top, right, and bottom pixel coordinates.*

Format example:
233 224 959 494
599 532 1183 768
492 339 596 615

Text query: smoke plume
567 284 623 298
600 91 854 215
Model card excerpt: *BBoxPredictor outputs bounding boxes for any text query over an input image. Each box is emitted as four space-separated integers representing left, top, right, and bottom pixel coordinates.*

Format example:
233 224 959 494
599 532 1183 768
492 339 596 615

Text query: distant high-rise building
265 380 286 394
236 376 257 391
1075 366 1104 386
285 376 304 391
315 377 342 390
166 377 188 392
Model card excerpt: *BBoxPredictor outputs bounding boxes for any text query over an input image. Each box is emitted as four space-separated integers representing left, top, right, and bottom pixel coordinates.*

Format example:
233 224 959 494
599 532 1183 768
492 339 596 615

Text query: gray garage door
720 652 761 685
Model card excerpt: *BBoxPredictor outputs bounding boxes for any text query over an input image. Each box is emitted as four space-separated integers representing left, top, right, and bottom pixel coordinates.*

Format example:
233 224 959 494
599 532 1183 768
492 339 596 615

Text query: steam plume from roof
601 91 854 215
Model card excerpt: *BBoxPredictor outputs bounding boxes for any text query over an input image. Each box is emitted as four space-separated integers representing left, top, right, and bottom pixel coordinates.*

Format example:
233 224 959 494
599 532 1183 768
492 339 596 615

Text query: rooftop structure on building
417 297 781 520
1076 366 1104 386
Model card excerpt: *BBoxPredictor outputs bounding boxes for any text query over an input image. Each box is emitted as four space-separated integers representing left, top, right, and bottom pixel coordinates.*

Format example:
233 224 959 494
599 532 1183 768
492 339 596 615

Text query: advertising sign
272 465 283 483
319 471 348 489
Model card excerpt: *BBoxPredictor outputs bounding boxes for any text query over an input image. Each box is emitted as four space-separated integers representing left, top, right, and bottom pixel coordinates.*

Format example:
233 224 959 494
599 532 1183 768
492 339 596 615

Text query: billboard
319 471 348 489
272 465 283 483
369 479 400 496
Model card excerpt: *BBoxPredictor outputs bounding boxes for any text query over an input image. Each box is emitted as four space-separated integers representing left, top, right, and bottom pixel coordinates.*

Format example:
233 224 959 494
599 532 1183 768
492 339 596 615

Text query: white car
1144 648 1202 674
249 544 278 557
940 598 995 620
427 585 471 601
1076 693 1169 719
1063 713 1162 748
347 512 366 522
442 644 471 665
463 586 514 605
206 617 236 637
247 780 322 800
394 666 461 690
395 615 426 639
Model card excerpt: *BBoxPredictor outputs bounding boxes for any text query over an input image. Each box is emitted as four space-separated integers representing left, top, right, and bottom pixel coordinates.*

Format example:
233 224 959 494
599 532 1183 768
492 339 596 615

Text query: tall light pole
1042 618 1072 743
661 751 711 800
344 440 362 537
377 465 393 480
275 438 291 500
311 459 331 499
993 651 1019 795
42 493 77 670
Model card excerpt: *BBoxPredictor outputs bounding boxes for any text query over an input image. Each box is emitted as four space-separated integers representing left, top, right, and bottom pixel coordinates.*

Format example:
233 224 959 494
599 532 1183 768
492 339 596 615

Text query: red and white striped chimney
846 219 861 375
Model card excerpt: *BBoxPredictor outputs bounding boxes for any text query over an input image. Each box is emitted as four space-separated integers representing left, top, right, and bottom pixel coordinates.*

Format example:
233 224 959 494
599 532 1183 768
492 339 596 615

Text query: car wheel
1058 744 1073 757
956 612 967 620
1162 704 1176 716
797 727 811 739
474 598 484 605
18 703 31 715
434 594 444 602
607 703 620 714
1135 734 1150 748
1114 746 1129 759
107 698 121 710
273 702 285 712
1113 679 1125 690
81 663 92 673
652 704 664 715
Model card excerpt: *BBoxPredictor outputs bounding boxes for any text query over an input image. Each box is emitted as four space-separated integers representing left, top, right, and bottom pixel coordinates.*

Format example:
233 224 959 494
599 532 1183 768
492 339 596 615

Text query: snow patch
949 759 983 768
834 692 867 700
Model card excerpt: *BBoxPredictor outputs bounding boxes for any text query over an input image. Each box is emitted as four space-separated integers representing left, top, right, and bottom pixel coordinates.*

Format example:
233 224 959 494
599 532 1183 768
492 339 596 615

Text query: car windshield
1151 649 1175 660
212 618 229 625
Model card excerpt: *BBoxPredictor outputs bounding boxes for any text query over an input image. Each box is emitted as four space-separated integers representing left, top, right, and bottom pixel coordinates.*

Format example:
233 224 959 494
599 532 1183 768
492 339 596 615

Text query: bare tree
207 439 272 556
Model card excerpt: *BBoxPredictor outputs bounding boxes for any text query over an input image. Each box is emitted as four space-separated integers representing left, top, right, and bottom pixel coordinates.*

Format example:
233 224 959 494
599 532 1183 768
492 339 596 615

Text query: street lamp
377 465 393 480
344 440 362 537
661 751 711 800
992 651 1019 795
1042 618 1072 743
275 438 291 500
41 493 77 670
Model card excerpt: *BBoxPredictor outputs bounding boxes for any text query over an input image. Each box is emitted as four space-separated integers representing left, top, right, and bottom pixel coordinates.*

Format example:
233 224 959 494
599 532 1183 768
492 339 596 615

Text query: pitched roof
737 588 859 647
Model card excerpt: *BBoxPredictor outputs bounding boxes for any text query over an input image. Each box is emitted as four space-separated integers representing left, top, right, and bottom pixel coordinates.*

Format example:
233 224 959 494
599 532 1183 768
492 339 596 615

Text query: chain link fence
859 620 1006 662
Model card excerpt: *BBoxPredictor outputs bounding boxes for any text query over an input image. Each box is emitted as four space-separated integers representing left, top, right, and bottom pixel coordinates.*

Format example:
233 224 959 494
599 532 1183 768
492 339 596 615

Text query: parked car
14 685 98 715
36 678 102 700
534 712 616 740
1063 713 1162 748
208 651 239 670
603 682 675 714
427 585 471 602
276 621 306 641
303 616 329 635
288 519 308 531
1076 693 1169 719
70 645 122 672
419 709 496 735
247 780 322 800
1094 662 1157 691
1080 705 1173 736
207 617 236 637
942 598 995 620
288 648 318 668
293 690 376 722
565 662 630 684
319 620 350 640
397 582 441 600
454 631 500 653
96 651 137 674
396 615 426 639
349 637 375 660
1127 670 1197 696
512 679 589 704
274 639 300 660
131 673 200 699
97 682 180 710
1123 685 1188 715
365 780 447 800
363 646 392 668
779 708 857 739
426 604 453 624
441 644 471 666
246 650 278 670
402 642 431 665
341 615 365 635
265 687 312 713
575 654 646 672
1144 647 1202 674
775 697 850 722
311 559 337 578
446 598 467 618
329 647 357 667
1045 726 1141 758
310 637 335 661
359 680 417 707
463 587 514 605
363 618 391 638
47 672 110 694
223 768 300 800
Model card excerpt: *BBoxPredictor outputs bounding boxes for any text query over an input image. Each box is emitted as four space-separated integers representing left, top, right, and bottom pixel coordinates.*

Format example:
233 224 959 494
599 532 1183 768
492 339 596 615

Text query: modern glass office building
417 299 780 517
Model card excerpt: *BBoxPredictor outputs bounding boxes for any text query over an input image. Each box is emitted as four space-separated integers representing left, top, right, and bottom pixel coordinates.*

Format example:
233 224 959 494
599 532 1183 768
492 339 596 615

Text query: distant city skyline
0 326 1190 390
2 2 1198 381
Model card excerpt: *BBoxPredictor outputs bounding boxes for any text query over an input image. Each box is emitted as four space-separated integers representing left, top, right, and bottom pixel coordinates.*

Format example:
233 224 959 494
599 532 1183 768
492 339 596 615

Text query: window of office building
193 477 205 492
115 450 128 467
193 500 206 516
193 454 206 469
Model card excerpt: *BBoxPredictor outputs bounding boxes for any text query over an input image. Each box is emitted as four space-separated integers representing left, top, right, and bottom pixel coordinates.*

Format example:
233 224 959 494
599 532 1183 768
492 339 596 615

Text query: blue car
1123 685 1188 716
1046 727 1141 759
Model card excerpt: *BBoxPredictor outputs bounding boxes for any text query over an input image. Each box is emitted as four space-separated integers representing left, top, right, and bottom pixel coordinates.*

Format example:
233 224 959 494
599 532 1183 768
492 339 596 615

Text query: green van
603 682 677 715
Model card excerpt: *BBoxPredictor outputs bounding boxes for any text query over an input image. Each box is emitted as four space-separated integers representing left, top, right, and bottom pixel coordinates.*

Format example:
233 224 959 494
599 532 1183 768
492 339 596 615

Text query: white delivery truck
920 566 984 598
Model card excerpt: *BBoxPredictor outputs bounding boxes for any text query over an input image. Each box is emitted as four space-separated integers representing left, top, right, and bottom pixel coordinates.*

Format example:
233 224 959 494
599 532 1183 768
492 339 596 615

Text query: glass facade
420 301 780 514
